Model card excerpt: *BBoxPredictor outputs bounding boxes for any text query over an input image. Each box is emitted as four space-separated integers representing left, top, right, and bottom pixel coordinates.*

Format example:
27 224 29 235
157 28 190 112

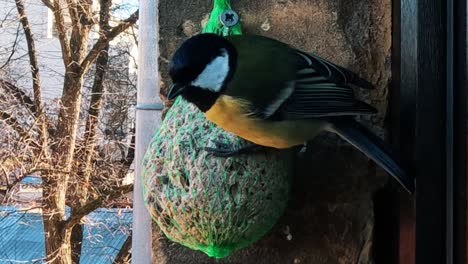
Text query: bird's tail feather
326 118 415 193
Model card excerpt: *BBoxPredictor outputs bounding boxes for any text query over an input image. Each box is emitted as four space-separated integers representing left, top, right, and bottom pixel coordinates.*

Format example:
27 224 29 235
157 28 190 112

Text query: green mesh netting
141 0 292 259
142 98 292 258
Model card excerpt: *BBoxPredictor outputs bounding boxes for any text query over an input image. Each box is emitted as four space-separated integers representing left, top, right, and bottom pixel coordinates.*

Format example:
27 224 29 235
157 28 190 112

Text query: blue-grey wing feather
270 50 377 120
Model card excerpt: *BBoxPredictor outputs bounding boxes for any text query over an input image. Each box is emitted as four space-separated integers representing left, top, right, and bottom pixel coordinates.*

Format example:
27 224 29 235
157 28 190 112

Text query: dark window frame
386 0 467 263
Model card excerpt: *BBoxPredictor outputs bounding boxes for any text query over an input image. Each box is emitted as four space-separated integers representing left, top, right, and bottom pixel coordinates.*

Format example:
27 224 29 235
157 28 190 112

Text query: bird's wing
268 50 377 120
224 35 300 117
224 35 376 120
294 50 375 90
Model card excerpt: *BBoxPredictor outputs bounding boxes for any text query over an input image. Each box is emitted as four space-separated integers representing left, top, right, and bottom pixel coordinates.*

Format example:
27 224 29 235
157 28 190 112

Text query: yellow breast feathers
204 95 325 148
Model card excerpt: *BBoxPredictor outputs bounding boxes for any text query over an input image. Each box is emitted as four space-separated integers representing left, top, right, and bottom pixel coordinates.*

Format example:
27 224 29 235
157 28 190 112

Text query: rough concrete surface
155 0 392 263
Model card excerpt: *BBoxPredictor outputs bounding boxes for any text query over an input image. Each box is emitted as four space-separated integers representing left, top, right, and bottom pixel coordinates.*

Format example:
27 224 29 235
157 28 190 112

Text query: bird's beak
167 83 186 100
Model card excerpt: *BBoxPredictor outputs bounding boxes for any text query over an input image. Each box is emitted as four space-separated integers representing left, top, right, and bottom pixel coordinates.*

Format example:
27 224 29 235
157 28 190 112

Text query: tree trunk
71 223 83 264
43 224 72 264
43 182 73 264
75 45 109 206
70 0 111 258
113 235 132 264
44 74 84 264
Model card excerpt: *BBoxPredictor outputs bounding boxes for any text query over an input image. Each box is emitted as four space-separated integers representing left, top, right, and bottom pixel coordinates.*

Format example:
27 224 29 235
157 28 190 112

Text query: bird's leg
297 142 308 157
204 141 266 157
299 142 308 153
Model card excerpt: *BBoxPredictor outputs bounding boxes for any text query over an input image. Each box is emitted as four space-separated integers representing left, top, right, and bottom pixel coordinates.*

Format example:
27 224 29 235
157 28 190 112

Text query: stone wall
155 0 392 263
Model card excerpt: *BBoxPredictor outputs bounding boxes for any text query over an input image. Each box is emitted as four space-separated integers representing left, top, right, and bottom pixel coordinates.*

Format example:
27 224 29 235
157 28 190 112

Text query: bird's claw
296 142 308 158
209 140 233 151
204 140 264 157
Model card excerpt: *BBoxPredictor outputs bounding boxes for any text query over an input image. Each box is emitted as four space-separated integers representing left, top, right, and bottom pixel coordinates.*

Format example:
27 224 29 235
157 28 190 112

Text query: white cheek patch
191 49 229 92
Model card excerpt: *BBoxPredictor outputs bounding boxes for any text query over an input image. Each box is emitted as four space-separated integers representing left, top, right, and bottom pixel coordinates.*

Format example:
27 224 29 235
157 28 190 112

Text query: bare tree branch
0 173 26 196
76 0 95 25
41 0 72 66
41 0 53 9
0 7 17 27
0 80 36 114
0 24 21 71
130 25 138 46
80 10 139 73
68 0 94 65
123 129 135 167
65 0 80 26
15 0 42 112
74 0 111 207
66 184 133 229
27 168 71 175
0 163 11 188
15 0 50 158
0 111 29 138
70 6 112 260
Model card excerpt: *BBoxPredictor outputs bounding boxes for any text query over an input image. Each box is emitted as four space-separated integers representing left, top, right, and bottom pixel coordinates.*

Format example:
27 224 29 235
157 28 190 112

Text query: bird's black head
167 33 237 112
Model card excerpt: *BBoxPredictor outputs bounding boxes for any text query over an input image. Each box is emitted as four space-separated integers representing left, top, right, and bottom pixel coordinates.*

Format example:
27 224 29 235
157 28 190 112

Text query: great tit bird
166 33 414 193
